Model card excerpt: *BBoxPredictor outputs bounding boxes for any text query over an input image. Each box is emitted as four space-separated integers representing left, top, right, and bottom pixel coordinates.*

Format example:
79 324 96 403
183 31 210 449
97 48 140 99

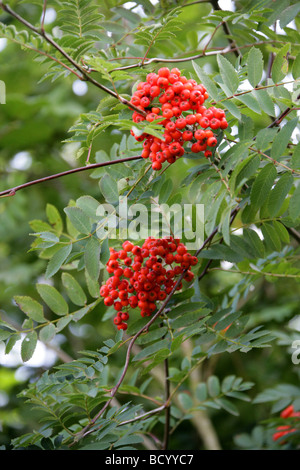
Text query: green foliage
0 0 300 452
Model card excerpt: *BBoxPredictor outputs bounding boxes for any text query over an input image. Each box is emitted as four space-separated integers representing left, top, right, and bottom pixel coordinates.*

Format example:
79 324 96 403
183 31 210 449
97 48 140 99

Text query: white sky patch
0 38 7 52
0 337 57 369
218 0 236 11
123 2 146 17
221 260 234 270
72 79 88 96
9 151 32 171
0 392 9 407
250 224 264 240
289 315 300 332
41 7 57 25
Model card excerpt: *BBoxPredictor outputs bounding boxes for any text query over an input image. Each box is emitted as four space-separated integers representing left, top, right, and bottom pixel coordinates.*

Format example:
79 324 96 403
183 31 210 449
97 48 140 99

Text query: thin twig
0 155 143 198
203 21 225 56
208 267 300 279
162 357 171 450
268 94 300 128
0 2 147 116
209 0 242 58
225 137 300 176
71 206 240 445
40 0 48 33
108 40 297 71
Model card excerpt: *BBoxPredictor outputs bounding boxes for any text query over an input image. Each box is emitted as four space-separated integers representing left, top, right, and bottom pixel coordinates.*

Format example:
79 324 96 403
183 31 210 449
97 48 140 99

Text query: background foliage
0 0 300 450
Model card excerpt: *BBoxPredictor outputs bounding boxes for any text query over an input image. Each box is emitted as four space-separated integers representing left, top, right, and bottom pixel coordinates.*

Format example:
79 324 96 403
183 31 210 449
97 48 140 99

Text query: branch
40 0 47 34
0 2 146 116
71 204 240 445
0 155 143 198
162 357 171 450
209 0 242 58
225 137 300 176
108 40 296 72
268 93 300 128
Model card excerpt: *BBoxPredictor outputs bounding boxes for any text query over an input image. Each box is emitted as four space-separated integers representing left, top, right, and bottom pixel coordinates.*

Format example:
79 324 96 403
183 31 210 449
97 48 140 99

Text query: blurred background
0 0 300 449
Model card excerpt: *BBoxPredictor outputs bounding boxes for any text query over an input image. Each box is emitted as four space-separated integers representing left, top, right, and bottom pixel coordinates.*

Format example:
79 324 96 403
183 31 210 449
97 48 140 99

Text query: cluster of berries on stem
272 404 300 443
99 237 198 330
130 67 228 170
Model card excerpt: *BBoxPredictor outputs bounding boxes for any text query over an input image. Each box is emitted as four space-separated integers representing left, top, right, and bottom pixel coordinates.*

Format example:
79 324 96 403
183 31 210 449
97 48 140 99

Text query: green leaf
178 392 194 410
76 195 100 220
255 128 278 151
46 204 63 235
247 47 264 88
14 296 45 323
196 383 207 402
221 375 236 394
271 118 298 160
192 61 220 101
39 323 56 343
159 178 173 204
237 93 261 114
36 284 69 316
250 163 277 209
278 4 300 29
273 220 290 244
45 244 72 278
261 222 281 252
291 142 300 169
115 434 144 448
99 173 119 203
266 172 293 217
289 184 300 220
243 229 265 258
217 54 239 95
207 375 220 397
271 43 290 83
100 237 110 266
0 329 14 341
232 155 260 191
253 89 275 117
199 244 244 263
21 331 37 362
215 397 239 416
222 98 241 120
132 338 170 362
292 53 300 80
84 236 101 280
167 302 206 319
62 273 87 306
64 207 92 235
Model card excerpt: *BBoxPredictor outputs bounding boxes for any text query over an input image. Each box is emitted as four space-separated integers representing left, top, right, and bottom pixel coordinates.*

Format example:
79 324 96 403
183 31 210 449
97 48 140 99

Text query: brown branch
225 137 300 176
162 357 171 450
209 0 242 58
202 21 225 56
108 40 296 72
0 2 146 117
40 0 48 33
268 94 300 128
71 206 240 445
0 155 143 198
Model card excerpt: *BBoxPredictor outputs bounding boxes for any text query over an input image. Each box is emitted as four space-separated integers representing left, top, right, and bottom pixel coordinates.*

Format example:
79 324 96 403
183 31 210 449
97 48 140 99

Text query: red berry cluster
130 67 228 171
273 405 300 443
99 237 198 330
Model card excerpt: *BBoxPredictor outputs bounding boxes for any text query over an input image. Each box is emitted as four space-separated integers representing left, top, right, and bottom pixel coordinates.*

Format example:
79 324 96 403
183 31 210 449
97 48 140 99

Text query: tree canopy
0 0 300 451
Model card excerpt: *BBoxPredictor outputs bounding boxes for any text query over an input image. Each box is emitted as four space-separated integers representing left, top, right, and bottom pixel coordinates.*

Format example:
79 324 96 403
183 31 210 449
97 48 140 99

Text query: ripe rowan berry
101 237 199 329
